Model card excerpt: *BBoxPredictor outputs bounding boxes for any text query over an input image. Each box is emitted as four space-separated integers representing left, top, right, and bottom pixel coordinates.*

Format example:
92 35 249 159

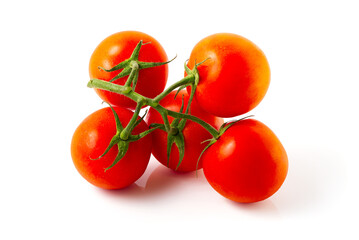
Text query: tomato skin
89 31 168 110
146 90 223 172
71 107 152 189
187 33 270 118
202 119 288 203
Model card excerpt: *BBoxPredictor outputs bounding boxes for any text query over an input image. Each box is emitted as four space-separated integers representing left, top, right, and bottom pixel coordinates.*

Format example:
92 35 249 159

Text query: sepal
166 132 185 171
104 140 129 172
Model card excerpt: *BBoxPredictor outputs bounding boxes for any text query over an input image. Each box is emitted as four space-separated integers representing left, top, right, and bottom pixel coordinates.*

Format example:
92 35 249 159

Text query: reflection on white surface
97 142 347 220
98 158 283 218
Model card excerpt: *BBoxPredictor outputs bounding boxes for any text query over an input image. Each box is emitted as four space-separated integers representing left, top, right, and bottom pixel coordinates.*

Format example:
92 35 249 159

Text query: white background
1 0 358 239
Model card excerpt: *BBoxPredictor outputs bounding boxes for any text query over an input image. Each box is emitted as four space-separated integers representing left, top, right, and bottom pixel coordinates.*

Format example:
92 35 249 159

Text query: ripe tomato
71 107 152 189
89 31 168 110
202 119 288 203
146 90 223 172
187 33 270 118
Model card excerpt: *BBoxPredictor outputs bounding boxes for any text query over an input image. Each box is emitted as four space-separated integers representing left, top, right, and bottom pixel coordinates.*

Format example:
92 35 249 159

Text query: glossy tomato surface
146 90 223 172
89 31 168 110
71 107 152 189
187 33 270 118
202 119 288 203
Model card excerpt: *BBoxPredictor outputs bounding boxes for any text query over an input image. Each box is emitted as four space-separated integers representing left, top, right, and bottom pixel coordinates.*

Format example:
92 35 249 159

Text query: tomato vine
87 40 221 170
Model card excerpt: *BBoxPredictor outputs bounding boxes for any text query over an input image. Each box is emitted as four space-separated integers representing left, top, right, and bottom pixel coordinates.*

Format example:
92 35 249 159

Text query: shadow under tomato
226 198 280 218
96 183 145 199
144 164 205 195
96 164 206 201
97 163 280 216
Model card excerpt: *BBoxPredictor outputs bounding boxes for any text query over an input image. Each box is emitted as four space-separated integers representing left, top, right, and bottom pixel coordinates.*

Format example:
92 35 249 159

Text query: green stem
153 75 195 103
88 79 145 103
87 78 219 138
158 110 171 131
124 61 139 88
185 85 195 114
120 101 144 140
165 108 219 138
178 78 197 130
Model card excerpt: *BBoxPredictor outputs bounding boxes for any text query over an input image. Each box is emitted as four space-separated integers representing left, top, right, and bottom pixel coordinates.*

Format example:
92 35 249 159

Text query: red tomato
89 31 168 110
202 119 288 203
146 90 223 172
187 33 270 118
71 107 152 189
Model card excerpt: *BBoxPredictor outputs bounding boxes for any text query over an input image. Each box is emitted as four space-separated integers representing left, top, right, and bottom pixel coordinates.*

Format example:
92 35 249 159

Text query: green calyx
167 132 185 170
165 95 188 170
184 58 209 88
217 115 254 136
98 40 176 86
195 115 254 174
92 103 158 171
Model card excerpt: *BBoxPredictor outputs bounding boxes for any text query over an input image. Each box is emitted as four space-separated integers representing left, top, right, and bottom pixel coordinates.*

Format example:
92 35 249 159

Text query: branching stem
87 78 219 138
87 43 221 171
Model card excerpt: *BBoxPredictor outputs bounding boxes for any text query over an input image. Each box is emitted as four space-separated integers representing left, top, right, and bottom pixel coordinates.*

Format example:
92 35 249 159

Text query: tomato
146 90 223 172
187 33 270 118
202 119 288 203
71 107 152 189
89 31 168 110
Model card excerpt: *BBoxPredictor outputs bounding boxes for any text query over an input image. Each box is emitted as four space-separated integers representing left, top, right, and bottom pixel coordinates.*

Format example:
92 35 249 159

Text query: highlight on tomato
202 119 288 203
146 90 223 172
71 107 152 190
187 33 270 118
89 31 168 110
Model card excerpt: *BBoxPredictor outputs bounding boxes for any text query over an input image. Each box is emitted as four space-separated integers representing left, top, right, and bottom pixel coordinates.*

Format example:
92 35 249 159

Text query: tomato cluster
71 31 288 203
